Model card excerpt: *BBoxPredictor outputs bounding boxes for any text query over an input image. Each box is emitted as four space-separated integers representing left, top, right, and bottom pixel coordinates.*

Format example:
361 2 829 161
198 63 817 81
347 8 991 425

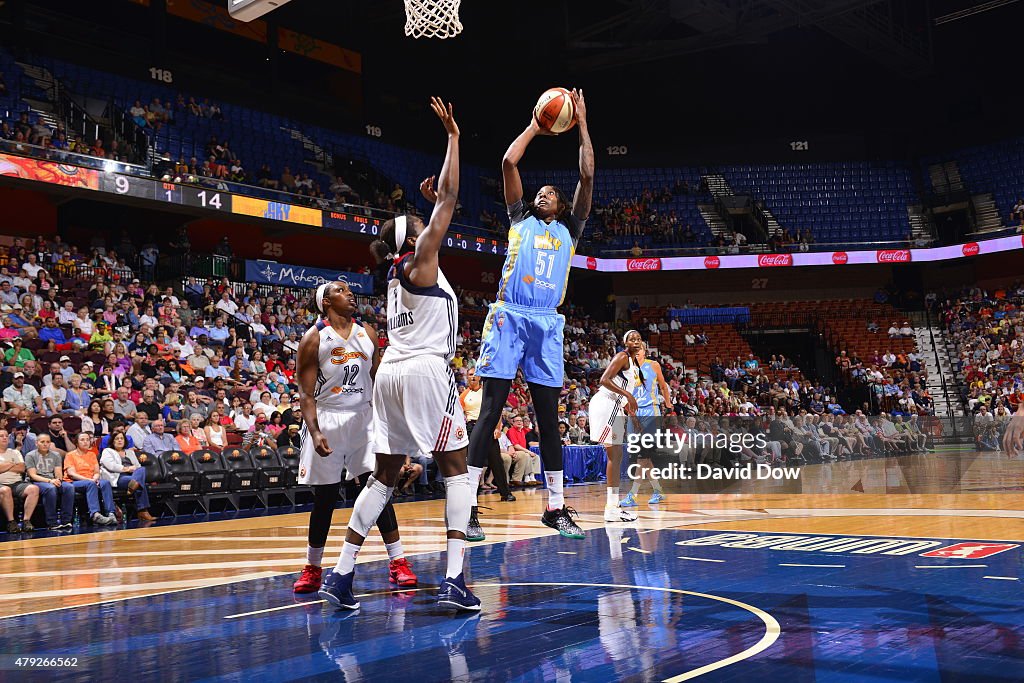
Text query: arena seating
929 136 1024 226
720 162 917 244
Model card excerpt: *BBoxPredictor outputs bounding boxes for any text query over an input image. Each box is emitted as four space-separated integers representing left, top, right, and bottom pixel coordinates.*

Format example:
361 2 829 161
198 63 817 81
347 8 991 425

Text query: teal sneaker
648 492 665 505
619 493 638 507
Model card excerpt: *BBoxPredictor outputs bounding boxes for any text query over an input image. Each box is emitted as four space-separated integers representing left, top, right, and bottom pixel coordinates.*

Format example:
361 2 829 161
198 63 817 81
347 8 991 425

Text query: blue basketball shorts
475 302 564 388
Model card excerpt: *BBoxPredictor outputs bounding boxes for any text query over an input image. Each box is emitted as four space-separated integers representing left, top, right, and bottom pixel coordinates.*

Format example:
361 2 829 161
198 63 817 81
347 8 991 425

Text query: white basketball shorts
373 354 469 457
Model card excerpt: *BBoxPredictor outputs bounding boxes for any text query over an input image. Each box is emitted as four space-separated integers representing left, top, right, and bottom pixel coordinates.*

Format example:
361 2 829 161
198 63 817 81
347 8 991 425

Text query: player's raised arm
502 117 549 207
408 97 459 287
571 88 594 221
297 326 331 457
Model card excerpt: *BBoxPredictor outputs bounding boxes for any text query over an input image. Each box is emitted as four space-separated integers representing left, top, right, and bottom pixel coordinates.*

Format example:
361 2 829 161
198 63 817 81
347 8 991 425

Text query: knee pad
347 475 393 538
443 473 472 534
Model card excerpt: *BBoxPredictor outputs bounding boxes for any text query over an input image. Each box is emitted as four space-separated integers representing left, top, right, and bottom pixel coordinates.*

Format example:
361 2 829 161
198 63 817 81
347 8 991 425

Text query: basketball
533 87 577 134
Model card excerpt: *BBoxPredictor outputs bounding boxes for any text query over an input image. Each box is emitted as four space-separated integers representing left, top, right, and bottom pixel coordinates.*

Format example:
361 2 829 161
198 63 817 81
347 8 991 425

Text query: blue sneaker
437 573 481 612
318 569 360 610
619 492 638 507
648 492 665 505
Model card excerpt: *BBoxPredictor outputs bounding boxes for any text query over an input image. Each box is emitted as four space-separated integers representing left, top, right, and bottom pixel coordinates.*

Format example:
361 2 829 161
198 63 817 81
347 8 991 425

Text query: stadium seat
250 446 292 506
190 449 238 512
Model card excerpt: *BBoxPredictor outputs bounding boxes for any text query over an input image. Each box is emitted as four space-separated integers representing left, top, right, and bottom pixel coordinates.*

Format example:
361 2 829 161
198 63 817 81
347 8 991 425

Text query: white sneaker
605 506 638 523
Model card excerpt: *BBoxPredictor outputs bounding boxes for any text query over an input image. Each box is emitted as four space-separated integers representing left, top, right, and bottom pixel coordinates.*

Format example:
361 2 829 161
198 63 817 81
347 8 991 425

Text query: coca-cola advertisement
876 249 912 263
703 255 720 269
962 242 980 257
832 251 848 265
757 253 793 267
626 257 662 271
586 256 598 270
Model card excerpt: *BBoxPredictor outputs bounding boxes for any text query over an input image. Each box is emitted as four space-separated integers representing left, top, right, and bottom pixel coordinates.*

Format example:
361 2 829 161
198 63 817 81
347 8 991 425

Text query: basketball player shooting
291 280 417 596
319 98 481 612
466 88 594 539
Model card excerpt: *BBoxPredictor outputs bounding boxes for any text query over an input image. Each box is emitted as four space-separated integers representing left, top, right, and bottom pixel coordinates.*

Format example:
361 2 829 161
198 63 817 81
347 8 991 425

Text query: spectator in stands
3 372 42 415
887 321 901 338
0 427 40 533
277 422 301 449
64 432 118 525
899 321 914 338
25 434 73 530
142 419 178 454
100 431 155 522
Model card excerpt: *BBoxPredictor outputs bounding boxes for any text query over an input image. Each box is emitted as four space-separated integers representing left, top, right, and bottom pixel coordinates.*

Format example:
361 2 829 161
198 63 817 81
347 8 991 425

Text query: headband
392 215 408 261
315 283 330 313
623 329 640 346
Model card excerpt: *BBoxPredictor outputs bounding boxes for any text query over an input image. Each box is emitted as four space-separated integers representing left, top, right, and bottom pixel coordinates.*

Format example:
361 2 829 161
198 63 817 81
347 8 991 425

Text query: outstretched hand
430 97 459 137
571 88 587 125
420 175 437 204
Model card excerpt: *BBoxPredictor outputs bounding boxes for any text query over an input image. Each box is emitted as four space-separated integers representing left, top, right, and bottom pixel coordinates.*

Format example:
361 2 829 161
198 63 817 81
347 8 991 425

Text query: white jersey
382 253 458 364
596 356 638 404
310 319 375 410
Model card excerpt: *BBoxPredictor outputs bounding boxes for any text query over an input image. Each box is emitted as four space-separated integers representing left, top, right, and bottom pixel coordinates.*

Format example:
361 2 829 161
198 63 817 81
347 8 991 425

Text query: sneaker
619 493 638 508
22 521 34 532
437 573 481 612
388 558 418 587
542 506 585 539
466 506 485 542
604 506 638 523
293 564 323 594
318 569 360 610
5 520 19 533
113 506 124 525
58 521 73 530
499 493 516 502
648 492 665 505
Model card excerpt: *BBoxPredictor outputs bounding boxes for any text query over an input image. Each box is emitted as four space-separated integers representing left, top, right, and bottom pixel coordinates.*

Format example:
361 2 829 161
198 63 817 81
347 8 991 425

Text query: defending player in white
319 97 481 612
588 330 643 523
292 280 417 596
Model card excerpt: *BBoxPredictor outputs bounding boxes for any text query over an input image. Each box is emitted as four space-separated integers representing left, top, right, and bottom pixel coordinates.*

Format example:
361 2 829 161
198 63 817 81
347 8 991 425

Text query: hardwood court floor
2 450 1022 620
1 449 1022 681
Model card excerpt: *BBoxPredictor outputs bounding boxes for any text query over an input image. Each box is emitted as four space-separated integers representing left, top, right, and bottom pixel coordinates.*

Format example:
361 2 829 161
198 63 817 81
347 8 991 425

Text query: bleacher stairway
700 173 733 241
971 193 1005 233
911 313 964 418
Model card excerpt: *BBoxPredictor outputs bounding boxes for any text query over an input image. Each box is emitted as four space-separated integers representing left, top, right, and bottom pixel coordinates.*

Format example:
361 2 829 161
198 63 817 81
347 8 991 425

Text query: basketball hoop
404 0 463 39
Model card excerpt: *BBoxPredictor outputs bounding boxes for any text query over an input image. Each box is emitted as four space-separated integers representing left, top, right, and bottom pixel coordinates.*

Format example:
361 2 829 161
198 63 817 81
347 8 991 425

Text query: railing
600 237 933 258
921 307 961 419
0 138 148 176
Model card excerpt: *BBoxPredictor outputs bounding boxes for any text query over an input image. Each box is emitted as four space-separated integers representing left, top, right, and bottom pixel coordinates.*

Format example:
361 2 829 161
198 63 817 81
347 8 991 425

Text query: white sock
446 538 467 578
606 526 623 559
444 473 473 533
545 470 564 510
467 465 484 497
606 486 619 508
306 545 325 567
385 540 404 562
334 541 361 575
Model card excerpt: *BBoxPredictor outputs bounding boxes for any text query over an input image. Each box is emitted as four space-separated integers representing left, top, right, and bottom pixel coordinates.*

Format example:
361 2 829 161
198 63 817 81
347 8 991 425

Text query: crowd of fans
938 283 1024 442
0 224 1008 535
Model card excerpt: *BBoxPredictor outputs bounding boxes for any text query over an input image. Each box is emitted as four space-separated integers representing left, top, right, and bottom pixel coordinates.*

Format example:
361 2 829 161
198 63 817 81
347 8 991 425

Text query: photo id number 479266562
3 656 82 669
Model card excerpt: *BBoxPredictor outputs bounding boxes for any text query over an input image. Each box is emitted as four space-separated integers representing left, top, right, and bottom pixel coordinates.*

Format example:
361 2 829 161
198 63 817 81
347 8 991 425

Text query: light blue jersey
476 198 586 387
634 359 659 417
494 199 583 310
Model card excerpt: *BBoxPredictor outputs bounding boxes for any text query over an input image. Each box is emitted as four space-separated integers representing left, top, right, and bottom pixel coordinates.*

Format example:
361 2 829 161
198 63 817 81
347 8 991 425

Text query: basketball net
404 0 463 39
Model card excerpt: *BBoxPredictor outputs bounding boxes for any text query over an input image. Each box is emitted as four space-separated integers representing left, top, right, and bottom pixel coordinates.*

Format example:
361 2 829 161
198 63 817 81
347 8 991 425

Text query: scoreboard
4 152 505 257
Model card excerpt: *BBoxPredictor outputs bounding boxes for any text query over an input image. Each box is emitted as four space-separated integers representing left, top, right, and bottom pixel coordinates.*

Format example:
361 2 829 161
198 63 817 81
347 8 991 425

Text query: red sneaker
388 558 418 587
293 564 323 593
